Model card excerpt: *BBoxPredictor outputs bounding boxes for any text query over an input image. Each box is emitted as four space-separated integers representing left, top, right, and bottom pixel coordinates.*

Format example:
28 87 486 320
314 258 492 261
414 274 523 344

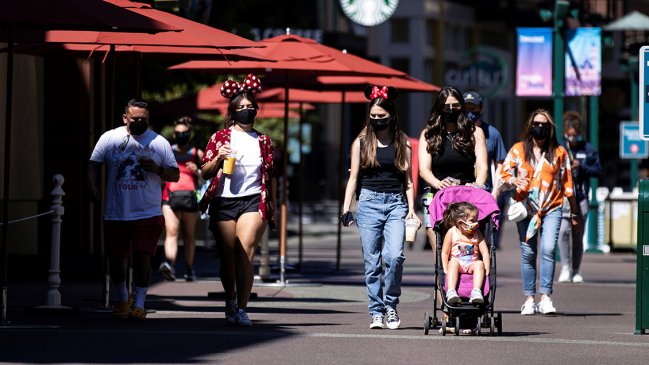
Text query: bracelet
570 213 579 219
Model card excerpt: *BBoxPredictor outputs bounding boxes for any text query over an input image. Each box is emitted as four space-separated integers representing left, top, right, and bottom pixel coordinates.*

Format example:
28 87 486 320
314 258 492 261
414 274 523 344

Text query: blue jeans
516 209 562 296
356 189 407 317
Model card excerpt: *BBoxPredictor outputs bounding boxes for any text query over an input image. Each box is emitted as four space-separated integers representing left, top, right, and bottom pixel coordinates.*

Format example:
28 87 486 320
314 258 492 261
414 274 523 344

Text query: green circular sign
339 0 399 27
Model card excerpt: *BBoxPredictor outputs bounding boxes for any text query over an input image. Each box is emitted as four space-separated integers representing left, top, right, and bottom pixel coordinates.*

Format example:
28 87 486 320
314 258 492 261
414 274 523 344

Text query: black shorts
209 194 261 223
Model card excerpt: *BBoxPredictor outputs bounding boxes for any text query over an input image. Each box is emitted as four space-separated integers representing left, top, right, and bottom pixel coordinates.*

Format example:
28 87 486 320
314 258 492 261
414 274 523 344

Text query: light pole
551 0 570 137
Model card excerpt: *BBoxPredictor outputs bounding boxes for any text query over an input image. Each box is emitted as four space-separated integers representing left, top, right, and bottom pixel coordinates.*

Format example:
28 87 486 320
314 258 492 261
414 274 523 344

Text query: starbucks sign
339 0 399 27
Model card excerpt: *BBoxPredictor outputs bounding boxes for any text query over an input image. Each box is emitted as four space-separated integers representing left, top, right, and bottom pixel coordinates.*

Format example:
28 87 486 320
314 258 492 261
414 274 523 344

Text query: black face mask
466 111 481 123
370 117 390 131
129 118 148 136
443 109 460 123
234 108 257 125
175 131 190 145
531 124 550 140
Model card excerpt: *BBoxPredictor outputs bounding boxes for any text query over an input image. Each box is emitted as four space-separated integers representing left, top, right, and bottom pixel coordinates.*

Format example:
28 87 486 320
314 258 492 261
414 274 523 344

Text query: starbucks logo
339 0 399 27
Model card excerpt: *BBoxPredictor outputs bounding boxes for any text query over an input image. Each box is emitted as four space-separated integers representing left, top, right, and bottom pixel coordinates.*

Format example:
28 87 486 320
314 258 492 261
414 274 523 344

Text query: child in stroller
423 185 502 336
442 202 490 305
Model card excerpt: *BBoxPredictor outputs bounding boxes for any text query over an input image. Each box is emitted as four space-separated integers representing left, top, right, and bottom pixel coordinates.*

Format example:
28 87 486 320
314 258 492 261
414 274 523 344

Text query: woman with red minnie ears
342 85 420 330
200 74 276 326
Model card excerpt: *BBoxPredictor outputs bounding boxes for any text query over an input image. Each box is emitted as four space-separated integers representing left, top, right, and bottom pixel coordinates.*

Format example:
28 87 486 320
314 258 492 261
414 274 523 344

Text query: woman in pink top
159 117 204 282
499 109 580 315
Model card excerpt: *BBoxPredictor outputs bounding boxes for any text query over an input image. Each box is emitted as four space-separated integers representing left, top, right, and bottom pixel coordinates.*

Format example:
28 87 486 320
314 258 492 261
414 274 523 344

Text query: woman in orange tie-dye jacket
499 109 579 316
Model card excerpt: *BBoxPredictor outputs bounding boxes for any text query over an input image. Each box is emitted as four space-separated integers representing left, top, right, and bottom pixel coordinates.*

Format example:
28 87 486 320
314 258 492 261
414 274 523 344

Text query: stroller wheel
490 316 496 335
454 317 460 336
423 312 430 335
441 316 447 336
497 312 503 335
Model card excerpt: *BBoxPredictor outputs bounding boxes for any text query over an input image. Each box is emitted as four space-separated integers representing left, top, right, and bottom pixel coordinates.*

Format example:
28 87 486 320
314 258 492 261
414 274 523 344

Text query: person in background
557 111 601 283
342 85 420 330
159 117 204 282
419 86 488 251
500 109 579 315
463 91 507 249
200 74 275 327
87 98 179 320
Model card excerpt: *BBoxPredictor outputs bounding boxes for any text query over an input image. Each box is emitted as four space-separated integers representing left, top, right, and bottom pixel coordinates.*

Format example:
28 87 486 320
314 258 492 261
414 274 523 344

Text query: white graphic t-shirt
90 126 177 221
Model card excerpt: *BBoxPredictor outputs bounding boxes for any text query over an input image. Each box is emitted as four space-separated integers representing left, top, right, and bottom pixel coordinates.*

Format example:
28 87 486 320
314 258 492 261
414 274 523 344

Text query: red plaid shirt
200 127 275 220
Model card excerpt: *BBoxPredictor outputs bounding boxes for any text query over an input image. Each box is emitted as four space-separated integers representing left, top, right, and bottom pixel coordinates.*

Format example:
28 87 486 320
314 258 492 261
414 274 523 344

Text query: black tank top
359 142 405 193
431 135 475 191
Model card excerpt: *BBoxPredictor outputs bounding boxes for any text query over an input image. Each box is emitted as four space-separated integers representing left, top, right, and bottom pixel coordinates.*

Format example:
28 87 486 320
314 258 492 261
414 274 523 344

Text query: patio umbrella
1 0 181 327
13 0 262 51
1 0 180 33
169 33 409 283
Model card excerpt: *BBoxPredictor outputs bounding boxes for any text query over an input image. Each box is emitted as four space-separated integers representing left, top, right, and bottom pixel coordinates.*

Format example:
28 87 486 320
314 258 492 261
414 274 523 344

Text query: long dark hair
225 91 259 128
522 109 559 164
359 97 409 171
424 86 475 156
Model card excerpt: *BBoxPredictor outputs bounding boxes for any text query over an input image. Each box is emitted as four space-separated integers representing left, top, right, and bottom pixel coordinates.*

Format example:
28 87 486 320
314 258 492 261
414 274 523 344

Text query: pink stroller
423 185 503 336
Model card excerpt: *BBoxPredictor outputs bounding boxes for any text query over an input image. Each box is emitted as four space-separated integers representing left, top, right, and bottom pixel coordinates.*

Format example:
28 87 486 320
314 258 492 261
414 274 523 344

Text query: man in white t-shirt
87 98 179 320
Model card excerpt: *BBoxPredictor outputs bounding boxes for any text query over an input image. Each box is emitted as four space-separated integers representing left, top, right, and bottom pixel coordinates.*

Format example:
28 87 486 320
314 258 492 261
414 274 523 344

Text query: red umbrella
9 43 270 62
1 0 180 32
317 75 439 92
12 0 261 51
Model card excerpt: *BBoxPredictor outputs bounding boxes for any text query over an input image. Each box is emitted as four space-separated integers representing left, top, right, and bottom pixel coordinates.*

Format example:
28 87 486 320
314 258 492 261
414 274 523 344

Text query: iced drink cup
405 218 419 243
223 155 236 175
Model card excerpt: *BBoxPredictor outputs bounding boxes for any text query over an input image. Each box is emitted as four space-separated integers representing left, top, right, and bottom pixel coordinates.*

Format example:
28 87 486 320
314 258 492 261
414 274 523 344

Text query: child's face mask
459 220 479 234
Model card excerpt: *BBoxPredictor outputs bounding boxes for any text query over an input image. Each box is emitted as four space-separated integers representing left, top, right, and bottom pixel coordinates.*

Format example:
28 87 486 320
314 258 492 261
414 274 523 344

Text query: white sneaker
469 289 484 304
385 308 400 330
572 272 584 283
536 297 557 315
236 308 252 327
520 299 535 315
370 315 384 329
446 289 461 305
558 266 571 283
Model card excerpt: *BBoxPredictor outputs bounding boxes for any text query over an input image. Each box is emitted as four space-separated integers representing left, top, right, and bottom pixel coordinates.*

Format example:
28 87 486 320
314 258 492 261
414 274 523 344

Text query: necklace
446 132 458 143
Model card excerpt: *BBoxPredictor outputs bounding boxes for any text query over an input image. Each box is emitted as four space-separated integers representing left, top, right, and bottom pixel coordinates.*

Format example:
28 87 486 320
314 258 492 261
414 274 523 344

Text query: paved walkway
1 221 647 364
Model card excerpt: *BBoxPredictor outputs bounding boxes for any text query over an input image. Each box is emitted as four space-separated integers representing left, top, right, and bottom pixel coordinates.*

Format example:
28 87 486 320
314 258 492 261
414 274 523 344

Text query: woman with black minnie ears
200 74 276 327
342 85 420 330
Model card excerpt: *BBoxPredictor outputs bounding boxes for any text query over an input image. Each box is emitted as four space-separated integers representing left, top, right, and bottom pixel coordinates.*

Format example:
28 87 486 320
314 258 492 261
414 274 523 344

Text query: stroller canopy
428 186 500 230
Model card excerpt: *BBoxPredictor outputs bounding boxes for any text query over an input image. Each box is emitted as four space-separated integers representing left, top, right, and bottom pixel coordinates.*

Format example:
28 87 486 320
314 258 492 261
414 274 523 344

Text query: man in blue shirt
463 91 507 248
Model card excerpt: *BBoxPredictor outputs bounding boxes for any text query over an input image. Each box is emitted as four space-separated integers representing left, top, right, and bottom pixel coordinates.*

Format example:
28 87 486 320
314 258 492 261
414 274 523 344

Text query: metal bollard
587 187 609 254
39 174 73 310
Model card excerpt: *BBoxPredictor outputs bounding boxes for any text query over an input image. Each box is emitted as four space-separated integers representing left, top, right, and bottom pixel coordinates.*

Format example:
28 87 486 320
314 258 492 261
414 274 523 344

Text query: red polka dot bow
219 74 262 98
369 85 389 100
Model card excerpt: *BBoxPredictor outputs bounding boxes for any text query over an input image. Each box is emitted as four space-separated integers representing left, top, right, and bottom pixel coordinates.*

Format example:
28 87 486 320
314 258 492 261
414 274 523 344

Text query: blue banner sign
620 122 648 159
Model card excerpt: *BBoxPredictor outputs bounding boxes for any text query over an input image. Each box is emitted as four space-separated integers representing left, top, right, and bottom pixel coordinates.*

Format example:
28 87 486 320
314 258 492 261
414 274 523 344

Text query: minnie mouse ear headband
364 85 398 101
220 74 262 99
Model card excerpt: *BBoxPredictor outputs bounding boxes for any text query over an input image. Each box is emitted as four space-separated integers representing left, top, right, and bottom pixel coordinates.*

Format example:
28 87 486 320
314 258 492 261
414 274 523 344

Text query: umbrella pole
1 27 14 327
279 74 289 284
298 102 304 271
336 91 346 271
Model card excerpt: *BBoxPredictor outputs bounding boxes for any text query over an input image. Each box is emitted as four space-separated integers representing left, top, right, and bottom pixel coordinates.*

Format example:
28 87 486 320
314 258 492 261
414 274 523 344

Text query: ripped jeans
516 209 562 296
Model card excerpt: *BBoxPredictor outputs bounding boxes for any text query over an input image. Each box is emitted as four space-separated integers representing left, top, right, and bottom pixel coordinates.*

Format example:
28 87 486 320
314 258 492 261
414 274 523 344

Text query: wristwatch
570 213 579 219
